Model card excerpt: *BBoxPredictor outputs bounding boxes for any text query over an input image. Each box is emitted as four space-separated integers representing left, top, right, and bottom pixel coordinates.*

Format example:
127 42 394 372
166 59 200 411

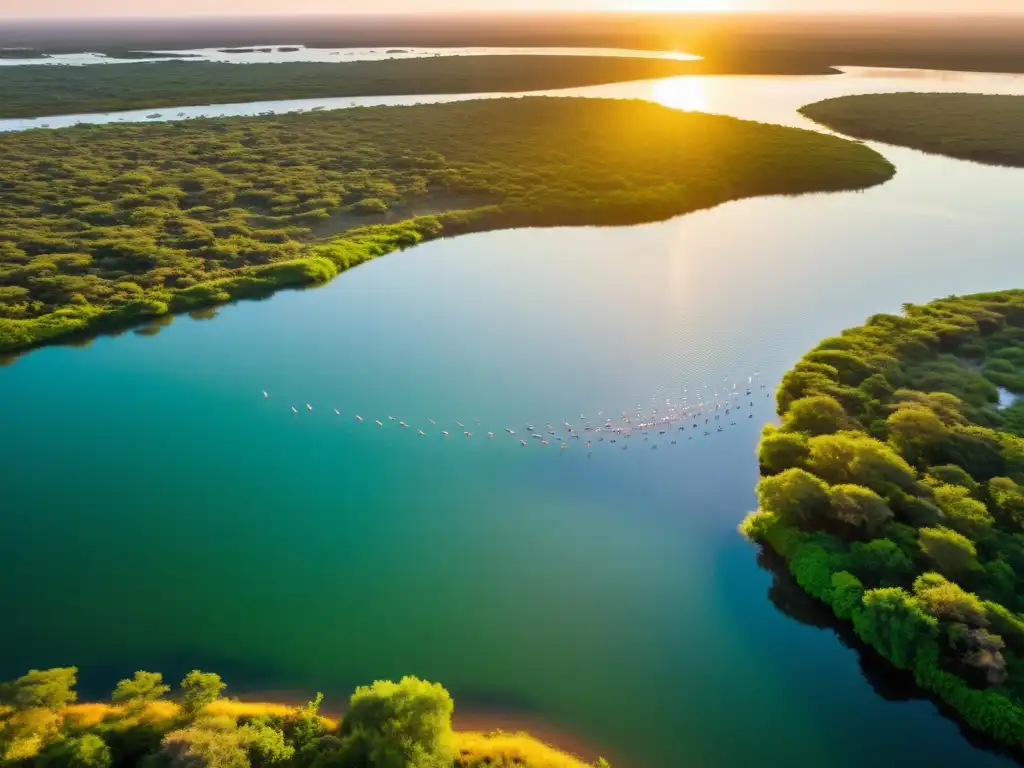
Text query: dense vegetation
801 93 1024 168
0 55 837 120
742 290 1024 750
0 667 609 768
0 96 893 355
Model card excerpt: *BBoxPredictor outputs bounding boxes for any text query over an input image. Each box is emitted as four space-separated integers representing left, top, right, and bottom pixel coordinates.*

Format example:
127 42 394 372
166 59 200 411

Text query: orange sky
5 0 1023 18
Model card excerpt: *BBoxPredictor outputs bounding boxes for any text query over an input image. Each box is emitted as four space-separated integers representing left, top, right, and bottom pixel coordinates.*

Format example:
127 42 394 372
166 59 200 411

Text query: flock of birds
261 374 772 455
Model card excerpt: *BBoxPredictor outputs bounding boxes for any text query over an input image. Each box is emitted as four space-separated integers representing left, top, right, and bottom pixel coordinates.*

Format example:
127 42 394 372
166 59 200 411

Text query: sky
5 0 1024 18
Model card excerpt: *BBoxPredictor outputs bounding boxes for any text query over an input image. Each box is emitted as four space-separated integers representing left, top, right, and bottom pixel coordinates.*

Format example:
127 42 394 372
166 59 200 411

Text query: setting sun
615 0 745 9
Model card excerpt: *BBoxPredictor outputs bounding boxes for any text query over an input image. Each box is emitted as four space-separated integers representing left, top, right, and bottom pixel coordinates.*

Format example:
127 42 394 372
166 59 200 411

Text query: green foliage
830 571 865 620
756 468 831 528
239 722 295 767
801 93 1024 168
752 290 1024 747
782 395 850 436
0 97 892 355
9 667 78 710
39 734 112 768
180 671 226 717
757 425 809 474
338 677 455 768
111 672 170 705
847 538 913 586
160 724 249 768
919 526 981 579
827 484 894 535
852 587 938 670
912 572 989 626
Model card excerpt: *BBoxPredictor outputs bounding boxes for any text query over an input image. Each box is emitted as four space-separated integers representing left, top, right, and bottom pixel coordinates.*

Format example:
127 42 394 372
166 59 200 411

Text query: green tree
11 667 77 710
887 405 948 464
782 395 850 436
847 538 913 586
806 432 916 494
755 468 831 529
39 734 112 768
852 587 938 669
912 573 989 626
337 677 454 768
758 426 809 475
111 671 169 706
180 671 226 717
827 484 893 535
926 464 979 494
161 726 248 768
919 526 981 579
932 484 994 540
239 722 294 767
989 477 1024 529
830 571 865 620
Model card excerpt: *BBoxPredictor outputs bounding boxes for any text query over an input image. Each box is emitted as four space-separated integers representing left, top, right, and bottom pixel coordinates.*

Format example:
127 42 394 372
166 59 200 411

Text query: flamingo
487 432 495 438
291 406 298 414
464 431 472 438
263 391 269 399
442 431 450 438
400 421 408 429
418 429 426 436
520 439 527 446
355 415 363 422
306 403 312 411
334 408 340 415
375 420 384 428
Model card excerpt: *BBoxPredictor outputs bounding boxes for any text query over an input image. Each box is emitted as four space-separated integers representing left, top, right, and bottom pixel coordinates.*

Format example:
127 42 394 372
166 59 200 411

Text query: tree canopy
743 289 1024 751
0 97 893 355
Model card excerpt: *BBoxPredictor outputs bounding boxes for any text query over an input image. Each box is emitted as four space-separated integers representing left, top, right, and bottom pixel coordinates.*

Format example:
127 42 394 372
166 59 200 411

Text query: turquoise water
4 70 1024 766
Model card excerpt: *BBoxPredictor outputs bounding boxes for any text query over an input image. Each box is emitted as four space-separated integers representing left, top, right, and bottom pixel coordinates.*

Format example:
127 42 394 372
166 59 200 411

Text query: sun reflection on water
648 76 711 113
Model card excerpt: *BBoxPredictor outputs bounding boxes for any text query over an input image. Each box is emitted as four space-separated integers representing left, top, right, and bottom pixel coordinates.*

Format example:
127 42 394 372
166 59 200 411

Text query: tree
851 587 937 670
830 571 865 620
239 722 294 767
912 573 989 626
887 405 948 464
989 477 1024 530
180 671 225 717
782 395 850 436
11 667 77 710
338 677 454 768
919 526 981 579
755 468 831 529
39 735 112 768
111 671 169 706
827 484 893 535
806 432 916 494
161 726 248 768
758 426 809 475
932 483 994 541
847 538 913 586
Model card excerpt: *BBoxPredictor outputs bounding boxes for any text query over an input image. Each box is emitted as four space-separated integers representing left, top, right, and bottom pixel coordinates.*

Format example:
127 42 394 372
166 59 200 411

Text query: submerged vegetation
743 289 1024 750
0 96 893 355
0 54 836 120
801 93 1024 167
0 667 608 768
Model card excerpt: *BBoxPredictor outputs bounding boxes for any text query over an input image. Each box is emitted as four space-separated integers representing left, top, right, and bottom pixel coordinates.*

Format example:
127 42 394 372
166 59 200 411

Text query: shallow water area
4 67 1024 767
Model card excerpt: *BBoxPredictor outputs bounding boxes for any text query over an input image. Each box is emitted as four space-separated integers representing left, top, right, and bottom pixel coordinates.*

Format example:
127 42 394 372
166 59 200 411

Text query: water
0 44 699 67
3 68 1024 767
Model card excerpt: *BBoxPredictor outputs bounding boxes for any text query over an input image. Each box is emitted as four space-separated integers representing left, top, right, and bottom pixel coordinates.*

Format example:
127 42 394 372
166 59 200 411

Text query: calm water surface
3 69 1024 767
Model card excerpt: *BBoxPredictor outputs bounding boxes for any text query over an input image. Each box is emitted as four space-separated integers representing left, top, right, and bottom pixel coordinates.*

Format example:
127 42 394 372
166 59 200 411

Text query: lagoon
3 67 1024 767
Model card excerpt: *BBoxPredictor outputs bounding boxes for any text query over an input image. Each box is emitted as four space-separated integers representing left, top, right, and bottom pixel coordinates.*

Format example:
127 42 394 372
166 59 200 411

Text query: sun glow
615 0 745 10
649 76 711 113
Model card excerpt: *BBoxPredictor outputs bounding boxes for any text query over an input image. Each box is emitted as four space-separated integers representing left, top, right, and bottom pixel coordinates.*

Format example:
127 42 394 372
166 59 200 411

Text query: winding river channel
3 66 1024 767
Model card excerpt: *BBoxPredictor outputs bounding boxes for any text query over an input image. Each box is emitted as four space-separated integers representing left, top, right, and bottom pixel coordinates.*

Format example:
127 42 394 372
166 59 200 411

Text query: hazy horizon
6 1 1024 21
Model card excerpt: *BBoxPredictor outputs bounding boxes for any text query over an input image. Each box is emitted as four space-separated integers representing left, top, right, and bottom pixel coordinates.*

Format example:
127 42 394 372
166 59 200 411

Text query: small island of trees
0 666 610 768
800 93 1024 168
0 96 893 356
743 289 1024 749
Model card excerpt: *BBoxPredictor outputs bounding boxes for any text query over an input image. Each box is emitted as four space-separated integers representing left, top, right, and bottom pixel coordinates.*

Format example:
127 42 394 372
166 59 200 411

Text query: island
0 667 609 767
800 93 1024 168
0 54 839 120
743 289 1024 750
0 97 893 355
